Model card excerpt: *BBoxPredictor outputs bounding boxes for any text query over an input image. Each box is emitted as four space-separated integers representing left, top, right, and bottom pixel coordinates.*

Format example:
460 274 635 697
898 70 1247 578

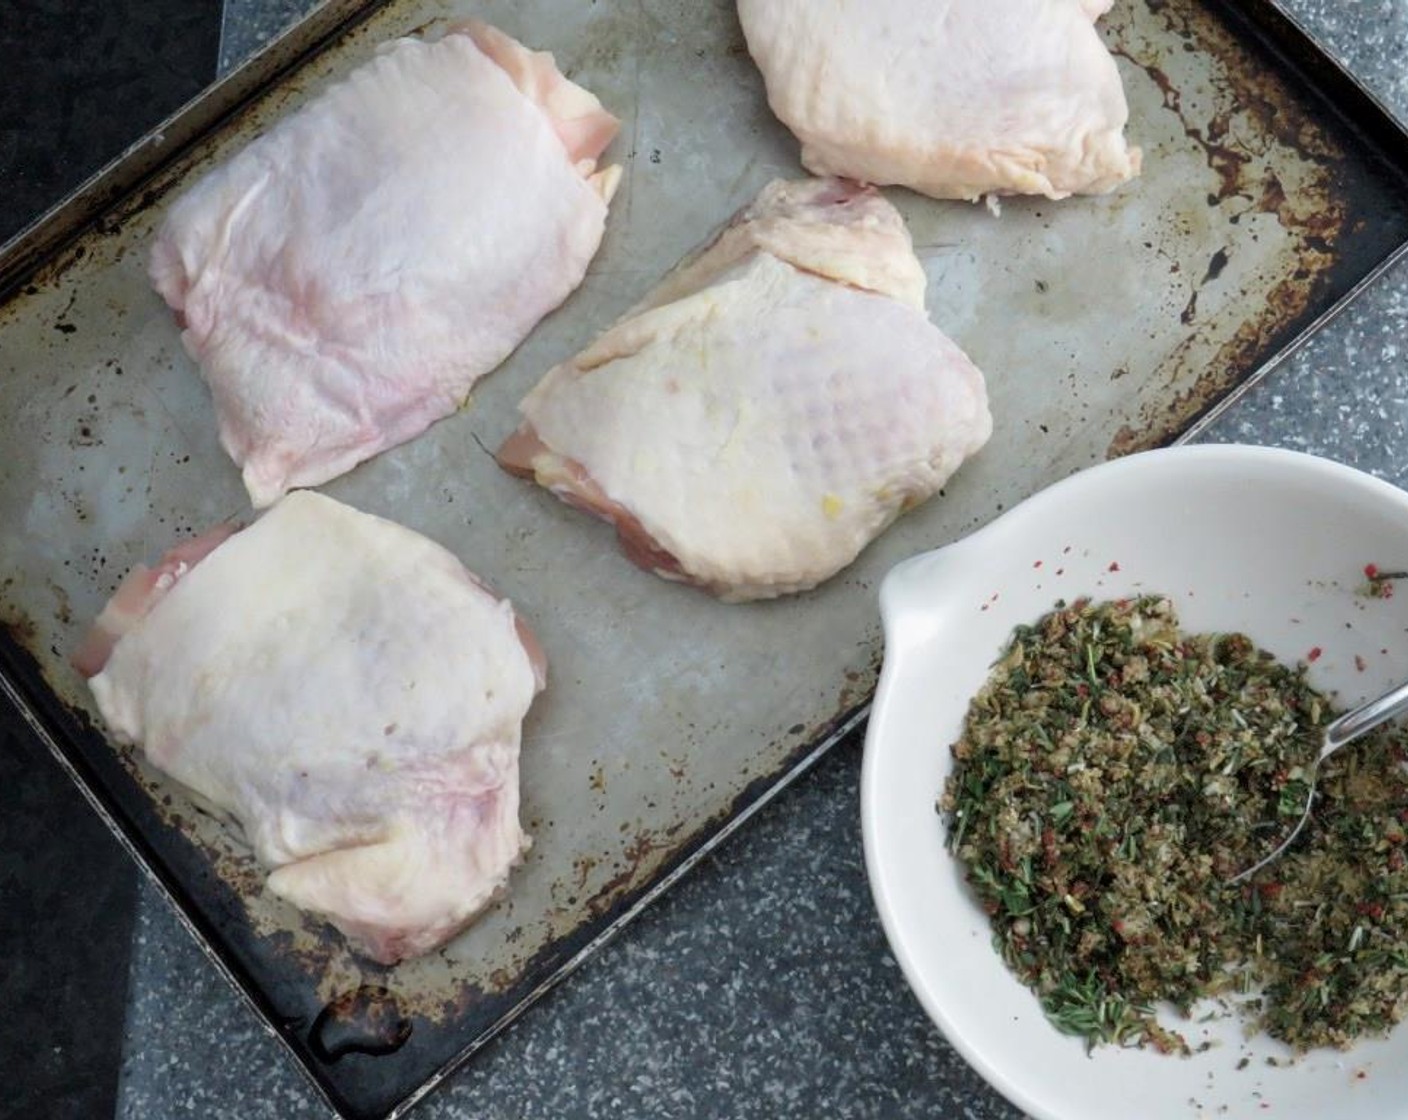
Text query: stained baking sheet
3 1 1408 1118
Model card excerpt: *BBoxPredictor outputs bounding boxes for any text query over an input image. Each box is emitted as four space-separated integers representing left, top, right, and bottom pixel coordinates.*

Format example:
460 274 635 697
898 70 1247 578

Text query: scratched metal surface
2 1 1407 1117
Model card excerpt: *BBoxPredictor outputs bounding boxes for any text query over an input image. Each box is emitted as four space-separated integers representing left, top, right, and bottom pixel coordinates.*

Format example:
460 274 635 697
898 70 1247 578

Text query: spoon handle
1321 678 1408 760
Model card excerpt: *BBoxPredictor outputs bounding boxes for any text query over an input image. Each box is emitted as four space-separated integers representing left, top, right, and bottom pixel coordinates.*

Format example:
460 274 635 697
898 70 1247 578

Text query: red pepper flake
1355 654 1367 672
1307 646 1323 662
1355 1069 1369 1080
1258 880 1284 900
1033 559 1043 569
1365 563 1380 580
1041 826 1058 866
1357 901 1385 921
1108 561 1121 572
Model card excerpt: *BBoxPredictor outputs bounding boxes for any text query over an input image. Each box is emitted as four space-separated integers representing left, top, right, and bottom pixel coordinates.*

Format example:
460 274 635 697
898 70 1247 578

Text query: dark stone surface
0 720 139 1120
216 0 315 71
0 0 222 244
0 1 220 1116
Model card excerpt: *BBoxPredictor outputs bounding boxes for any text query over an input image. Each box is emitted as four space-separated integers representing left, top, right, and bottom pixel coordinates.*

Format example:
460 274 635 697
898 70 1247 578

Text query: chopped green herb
940 596 1408 1053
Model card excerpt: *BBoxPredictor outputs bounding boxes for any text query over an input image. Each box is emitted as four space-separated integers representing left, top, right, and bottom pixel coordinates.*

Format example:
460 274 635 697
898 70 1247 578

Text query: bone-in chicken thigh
150 22 620 508
80 492 545 965
738 0 1140 201
498 178 992 601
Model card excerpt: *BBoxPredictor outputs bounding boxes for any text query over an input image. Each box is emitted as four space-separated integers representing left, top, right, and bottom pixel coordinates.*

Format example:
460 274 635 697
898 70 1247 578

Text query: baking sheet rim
5 0 1408 1115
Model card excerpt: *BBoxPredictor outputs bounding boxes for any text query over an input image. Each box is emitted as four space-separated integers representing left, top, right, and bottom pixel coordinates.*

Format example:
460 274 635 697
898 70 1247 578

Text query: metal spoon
1231 677 1408 884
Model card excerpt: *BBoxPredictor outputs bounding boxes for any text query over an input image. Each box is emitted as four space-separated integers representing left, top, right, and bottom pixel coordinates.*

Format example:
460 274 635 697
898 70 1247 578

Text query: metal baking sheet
3 1 1407 1117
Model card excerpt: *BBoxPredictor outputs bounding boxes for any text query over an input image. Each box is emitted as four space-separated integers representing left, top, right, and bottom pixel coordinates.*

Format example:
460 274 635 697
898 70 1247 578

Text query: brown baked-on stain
45 582 73 627
837 657 880 714
1102 0 1358 459
1130 0 1345 178
570 853 600 893
1114 1 1348 224
566 827 682 925
1 610 37 654
1108 270 1321 458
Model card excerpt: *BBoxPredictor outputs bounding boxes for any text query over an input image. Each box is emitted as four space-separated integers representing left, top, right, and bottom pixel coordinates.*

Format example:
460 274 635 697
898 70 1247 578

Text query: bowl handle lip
877 535 981 634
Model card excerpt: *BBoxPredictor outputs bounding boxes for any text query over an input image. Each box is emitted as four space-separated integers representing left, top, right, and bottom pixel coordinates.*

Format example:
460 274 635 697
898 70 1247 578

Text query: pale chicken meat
150 21 620 508
79 492 545 965
737 0 1140 201
498 178 992 601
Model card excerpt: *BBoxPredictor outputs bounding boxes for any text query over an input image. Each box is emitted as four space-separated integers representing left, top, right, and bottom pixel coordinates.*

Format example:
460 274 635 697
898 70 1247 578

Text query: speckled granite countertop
95 1 1408 1117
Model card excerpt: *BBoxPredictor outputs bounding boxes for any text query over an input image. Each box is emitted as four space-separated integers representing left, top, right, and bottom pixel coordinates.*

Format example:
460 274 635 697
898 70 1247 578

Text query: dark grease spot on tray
310 986 413 1063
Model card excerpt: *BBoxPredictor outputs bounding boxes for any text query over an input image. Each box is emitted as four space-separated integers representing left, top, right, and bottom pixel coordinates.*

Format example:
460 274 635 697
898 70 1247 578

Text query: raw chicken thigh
498 178 992 601
150 21 620 508
737 0 1140 201
79 491 546 965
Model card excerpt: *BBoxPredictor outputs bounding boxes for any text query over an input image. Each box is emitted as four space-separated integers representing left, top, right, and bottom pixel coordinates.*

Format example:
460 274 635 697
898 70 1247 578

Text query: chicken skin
498 178 992 601
150 22 620 507
738 0 1140 201
80 492 545 965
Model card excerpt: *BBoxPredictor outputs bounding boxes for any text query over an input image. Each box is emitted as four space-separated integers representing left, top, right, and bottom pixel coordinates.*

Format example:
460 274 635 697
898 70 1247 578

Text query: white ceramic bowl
862 444 1408 1120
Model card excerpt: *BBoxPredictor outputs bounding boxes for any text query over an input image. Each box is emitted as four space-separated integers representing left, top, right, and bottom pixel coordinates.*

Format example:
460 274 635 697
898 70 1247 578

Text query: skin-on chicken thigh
498 178 992 602
737 0 1140 201
150 21 621 508
79 492 546 965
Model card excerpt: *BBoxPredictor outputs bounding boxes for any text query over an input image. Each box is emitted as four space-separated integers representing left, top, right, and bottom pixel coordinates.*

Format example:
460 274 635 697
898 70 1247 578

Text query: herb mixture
940 596 1408 1053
